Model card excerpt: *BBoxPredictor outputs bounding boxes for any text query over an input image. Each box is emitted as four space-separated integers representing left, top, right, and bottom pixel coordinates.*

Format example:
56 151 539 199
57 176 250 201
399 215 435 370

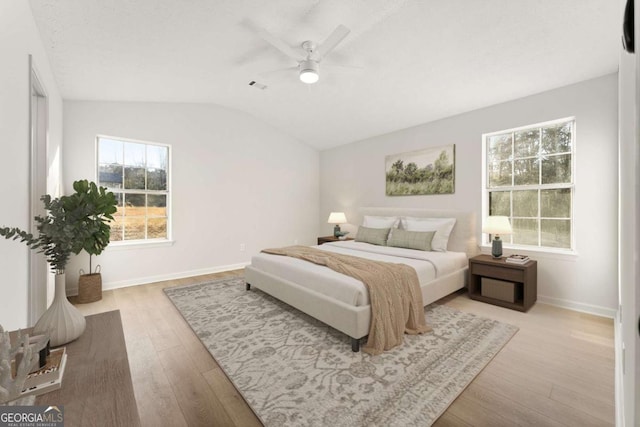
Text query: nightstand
468 254 537 312
317 236 354 245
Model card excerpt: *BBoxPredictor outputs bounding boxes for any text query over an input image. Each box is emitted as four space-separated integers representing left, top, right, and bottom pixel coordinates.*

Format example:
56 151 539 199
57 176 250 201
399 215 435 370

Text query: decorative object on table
20 347 67 397
506 254 530 264
327 212 347 237
482 216 512 258
65 180 118 304
14 334 50 372
0 180 117 346
385 144 455 196
35 274 85 346
0 325 34 404
336 231 350 240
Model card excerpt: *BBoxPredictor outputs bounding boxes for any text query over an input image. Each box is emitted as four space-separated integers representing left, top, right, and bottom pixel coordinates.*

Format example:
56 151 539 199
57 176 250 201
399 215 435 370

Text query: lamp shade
482 216 512 235
327 212 347 224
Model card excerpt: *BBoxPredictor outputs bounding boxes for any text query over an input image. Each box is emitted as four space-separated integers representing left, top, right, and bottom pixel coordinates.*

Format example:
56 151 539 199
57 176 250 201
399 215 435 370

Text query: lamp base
333 225 341 237
491 237 503 258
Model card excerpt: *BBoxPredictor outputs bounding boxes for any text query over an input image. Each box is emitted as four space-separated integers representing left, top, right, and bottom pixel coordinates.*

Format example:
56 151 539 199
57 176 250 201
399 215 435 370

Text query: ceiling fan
258 25 351 84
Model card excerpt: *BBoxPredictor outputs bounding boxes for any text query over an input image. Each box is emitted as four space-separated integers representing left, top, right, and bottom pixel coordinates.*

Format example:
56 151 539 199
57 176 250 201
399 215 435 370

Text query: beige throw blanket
261 246 432 355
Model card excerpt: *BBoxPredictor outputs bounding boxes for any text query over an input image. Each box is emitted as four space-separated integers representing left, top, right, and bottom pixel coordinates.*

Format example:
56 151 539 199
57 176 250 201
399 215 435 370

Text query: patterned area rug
164 277 518 426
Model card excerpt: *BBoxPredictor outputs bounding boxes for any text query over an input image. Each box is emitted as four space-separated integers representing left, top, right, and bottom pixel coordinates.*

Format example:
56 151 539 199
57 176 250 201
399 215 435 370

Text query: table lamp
482 216 512 258
327 212 347 237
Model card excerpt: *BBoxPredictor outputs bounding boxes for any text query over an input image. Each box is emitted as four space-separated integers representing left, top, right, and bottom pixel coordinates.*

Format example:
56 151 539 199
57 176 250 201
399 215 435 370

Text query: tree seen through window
485 120 573 250
97 136 170 242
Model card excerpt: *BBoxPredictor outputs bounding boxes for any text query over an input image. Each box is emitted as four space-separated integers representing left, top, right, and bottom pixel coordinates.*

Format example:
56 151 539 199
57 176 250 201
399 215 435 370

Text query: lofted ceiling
29 0 619 150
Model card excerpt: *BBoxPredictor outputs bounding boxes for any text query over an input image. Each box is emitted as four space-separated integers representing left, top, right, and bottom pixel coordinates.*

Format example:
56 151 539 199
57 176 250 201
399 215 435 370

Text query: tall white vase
33 273 86 346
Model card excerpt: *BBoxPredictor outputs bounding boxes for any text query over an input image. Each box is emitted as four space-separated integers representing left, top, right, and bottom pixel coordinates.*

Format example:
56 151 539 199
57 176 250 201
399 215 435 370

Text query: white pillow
400 217 456 252
362 215 400 229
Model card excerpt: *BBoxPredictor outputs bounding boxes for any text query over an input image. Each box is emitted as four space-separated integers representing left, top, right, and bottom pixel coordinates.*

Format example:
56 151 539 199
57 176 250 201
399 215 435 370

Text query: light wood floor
73 270 615 426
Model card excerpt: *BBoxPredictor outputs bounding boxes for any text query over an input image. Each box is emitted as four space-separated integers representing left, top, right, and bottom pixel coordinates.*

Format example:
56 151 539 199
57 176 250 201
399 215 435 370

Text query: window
483 118 574 250
97 136 170 243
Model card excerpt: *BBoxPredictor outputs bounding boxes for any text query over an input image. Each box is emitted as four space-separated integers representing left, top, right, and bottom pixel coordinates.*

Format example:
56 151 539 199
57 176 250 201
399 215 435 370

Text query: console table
33 310 141 426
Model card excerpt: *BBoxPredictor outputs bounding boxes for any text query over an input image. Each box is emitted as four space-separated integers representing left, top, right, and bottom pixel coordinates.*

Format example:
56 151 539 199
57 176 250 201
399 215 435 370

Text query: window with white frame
97 136 170 243
483 118 574 250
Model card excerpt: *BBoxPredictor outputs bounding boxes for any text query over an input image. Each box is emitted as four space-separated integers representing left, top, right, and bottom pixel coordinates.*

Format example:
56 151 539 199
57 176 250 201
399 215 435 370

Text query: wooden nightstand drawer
471 262 524 283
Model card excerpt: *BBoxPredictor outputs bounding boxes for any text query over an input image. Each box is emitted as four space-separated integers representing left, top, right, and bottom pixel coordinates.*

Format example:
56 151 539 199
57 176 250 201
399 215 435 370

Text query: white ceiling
29 0 619 150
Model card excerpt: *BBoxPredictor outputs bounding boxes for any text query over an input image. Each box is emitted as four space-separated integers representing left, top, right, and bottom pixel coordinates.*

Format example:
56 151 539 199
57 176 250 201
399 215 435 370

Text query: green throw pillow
387 229 436 251
355 226 391 246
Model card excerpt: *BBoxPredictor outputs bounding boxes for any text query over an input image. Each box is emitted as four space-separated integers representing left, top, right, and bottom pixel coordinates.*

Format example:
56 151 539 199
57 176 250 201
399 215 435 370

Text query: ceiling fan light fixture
299 59 319 84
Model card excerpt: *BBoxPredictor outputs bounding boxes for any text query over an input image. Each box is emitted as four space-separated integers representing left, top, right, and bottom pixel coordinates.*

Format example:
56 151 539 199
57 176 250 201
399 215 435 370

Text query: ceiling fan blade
322 63 363 74
259 66 298 79
258 29 303 61
312 25 351 62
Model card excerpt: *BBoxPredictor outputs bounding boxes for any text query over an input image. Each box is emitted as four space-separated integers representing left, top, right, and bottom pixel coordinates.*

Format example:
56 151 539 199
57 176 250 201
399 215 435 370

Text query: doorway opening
29 56 49 325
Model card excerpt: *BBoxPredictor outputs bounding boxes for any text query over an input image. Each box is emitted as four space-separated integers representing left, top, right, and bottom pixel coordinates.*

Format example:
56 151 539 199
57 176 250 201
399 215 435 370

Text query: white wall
63 101 319 292
320 74 618 316
617 0 639 424
0 1 63 330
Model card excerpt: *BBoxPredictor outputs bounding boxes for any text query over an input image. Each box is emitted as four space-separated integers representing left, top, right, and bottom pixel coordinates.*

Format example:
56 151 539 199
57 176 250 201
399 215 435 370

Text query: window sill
106 239 175 251
479 244 578 261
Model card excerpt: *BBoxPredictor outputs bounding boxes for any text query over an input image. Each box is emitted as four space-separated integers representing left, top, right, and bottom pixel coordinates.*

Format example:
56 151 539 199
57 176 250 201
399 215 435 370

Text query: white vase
33 273 86 346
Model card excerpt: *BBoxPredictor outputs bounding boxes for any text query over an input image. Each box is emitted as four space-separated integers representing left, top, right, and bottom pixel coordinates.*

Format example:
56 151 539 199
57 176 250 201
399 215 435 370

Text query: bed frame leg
351 338 360 352
246 283 251 291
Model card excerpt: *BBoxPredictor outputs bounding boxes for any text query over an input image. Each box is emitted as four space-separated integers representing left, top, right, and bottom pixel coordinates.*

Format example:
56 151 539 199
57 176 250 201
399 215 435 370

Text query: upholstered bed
245 208 478 351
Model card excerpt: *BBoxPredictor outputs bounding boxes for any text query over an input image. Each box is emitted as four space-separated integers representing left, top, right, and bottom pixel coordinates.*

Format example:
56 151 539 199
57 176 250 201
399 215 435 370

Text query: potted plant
64 180 117 303
0 180 116 346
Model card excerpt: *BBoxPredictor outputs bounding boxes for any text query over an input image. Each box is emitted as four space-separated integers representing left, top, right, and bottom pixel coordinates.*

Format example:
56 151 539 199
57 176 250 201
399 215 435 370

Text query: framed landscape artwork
385 145 455 196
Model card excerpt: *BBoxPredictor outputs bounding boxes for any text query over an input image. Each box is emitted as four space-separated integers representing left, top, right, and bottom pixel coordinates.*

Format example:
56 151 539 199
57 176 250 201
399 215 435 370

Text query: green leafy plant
0 180 117 274
63 180 117 274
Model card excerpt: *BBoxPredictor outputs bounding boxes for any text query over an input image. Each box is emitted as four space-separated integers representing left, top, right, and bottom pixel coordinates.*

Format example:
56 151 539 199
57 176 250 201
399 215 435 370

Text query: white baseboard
68 262 250 295
537 294 617 318
69 265 617 319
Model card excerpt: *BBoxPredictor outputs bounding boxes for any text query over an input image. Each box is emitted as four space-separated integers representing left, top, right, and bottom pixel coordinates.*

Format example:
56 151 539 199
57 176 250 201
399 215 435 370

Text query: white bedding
250 241 467 307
